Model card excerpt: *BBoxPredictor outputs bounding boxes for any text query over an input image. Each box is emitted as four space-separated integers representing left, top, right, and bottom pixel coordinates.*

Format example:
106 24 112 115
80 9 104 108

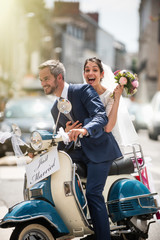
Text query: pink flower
131 80 139 88
119 77 127 85
114 70 120 75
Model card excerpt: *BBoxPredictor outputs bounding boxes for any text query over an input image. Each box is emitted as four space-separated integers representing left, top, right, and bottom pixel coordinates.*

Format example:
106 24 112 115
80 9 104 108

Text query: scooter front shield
0 199 69 234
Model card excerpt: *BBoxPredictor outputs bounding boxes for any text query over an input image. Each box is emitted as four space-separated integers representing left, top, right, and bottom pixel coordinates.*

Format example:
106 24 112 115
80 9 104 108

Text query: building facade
138 0 160 102
0 0 128 99
50 1 126 83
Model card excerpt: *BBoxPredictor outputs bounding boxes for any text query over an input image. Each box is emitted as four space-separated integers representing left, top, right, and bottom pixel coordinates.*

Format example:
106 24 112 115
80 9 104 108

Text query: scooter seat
108 156 134 176
76 156 134 178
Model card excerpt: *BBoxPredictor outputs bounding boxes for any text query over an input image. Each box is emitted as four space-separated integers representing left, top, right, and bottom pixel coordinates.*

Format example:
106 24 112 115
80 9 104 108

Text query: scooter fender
108 179 158 223
0 199 69 234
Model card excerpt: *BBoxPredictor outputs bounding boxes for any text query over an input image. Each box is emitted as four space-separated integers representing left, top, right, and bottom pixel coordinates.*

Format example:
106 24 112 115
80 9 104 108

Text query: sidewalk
0 200 13 240
0 156 27 239
0 155 31 166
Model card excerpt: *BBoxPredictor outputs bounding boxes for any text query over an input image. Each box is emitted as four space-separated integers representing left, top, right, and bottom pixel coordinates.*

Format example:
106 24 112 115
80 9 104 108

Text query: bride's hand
113 85 124 102
65 120 82 132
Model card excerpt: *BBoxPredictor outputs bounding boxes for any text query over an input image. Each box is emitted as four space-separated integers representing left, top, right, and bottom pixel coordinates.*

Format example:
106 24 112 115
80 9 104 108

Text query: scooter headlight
31 131 43 151
30 130 53 151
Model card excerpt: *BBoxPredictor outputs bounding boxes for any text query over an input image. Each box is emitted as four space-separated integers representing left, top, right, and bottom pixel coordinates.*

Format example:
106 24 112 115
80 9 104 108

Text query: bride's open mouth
88 78 95 84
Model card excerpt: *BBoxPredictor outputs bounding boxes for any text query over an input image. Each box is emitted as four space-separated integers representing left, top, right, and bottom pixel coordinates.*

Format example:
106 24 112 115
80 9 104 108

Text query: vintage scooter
0 98 159 240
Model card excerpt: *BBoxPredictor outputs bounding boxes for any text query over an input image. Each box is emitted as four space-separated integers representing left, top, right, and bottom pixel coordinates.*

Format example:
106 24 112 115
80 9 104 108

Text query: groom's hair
39 59 66 80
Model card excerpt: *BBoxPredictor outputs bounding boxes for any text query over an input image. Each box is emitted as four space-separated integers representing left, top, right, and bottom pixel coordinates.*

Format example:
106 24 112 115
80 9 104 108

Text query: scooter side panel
51 151 93 236
108 179 158 222
103 175 135 202
0 199 69 234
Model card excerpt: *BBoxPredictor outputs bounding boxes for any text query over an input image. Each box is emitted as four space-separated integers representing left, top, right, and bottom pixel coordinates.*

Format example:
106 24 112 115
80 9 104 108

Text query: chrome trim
123 143 145 183
30 188 43 198
110 220 156 236
138 197 160 209
132 144 144 182
111 229 132 235
110 225 127 231
108 192 158 208
75 173 88 211
0 215 58 230
72 163 93 230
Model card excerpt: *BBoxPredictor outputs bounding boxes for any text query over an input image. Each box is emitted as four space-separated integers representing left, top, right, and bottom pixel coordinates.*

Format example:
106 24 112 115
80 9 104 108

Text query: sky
45 0 141 53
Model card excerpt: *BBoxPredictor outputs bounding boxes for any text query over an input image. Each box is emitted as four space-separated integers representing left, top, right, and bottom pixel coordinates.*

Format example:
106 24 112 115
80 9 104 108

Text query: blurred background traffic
0 0 160 157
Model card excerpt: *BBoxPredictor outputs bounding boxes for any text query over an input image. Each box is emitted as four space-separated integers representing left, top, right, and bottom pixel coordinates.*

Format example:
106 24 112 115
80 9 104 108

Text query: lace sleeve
105 96 114 116
100 91 114 116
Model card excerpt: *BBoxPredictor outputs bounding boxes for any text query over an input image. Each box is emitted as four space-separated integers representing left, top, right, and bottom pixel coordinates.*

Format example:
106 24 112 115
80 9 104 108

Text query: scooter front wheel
10 223 55 240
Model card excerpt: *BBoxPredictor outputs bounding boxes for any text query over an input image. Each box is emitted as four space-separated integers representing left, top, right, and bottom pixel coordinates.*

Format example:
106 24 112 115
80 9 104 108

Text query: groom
39 59 122 240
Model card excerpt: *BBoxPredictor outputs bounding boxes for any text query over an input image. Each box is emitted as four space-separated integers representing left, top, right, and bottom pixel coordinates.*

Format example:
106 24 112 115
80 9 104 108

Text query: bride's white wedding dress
99 89 138 153
100 64 139 153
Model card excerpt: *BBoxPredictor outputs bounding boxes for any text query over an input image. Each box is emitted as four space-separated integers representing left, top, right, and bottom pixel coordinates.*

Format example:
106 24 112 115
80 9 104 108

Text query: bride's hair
83 57 104 73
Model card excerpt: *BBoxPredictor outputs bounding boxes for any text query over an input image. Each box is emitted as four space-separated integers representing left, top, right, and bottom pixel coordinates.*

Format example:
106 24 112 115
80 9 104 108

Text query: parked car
131 103 151 132
124 98 151 132
0 96 55 156
147 91 160 140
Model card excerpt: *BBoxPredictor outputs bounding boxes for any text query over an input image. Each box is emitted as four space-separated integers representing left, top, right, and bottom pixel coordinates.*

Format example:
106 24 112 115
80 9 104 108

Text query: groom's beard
43 79 58 95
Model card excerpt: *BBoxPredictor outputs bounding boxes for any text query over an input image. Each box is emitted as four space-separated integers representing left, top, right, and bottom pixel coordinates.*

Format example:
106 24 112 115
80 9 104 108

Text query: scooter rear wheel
10 223 55 240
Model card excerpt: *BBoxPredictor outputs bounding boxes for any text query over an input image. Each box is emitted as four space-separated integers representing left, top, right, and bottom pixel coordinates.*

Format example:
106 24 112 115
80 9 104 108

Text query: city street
0 0 159 239
0 130 160 240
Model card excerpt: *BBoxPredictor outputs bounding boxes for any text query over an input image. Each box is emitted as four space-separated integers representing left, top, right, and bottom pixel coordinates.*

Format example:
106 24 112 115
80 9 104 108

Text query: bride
65 56 138 153
82 57 139 153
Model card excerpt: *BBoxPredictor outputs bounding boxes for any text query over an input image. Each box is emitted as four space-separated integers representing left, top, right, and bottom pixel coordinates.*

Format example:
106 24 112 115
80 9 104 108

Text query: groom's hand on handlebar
68 128 88 142
65 120 82 132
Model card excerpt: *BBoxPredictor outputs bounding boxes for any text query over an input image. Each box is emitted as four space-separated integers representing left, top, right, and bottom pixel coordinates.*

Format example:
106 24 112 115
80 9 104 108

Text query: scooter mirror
53 98 72 134
12 124 22 137
57 98 72 114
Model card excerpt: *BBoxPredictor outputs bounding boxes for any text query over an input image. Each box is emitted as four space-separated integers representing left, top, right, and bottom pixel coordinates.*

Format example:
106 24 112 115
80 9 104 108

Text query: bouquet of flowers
114 70 139 96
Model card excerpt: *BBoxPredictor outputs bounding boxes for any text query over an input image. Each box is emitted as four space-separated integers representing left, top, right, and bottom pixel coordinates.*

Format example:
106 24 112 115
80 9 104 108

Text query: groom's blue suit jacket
51 84 122 163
